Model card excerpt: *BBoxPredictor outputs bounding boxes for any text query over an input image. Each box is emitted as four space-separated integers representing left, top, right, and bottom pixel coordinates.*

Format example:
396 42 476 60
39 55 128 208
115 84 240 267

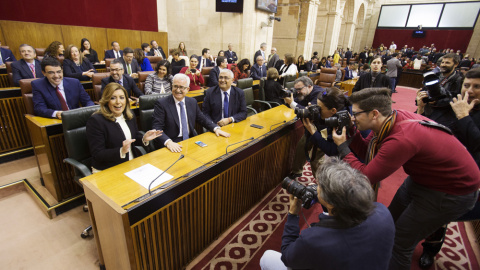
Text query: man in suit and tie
120 47 140 79
151 73 230 152
101 59 143 100
254 43 267 64
345 48 352 65
250 56 267 80
208 56 228 87
344 62 355 80
267 47 279 69
149 40 166 59
202 69 247 127
0 41 16 68
12 44 44 86
32 57 94 119
104 41 123 60
305 56 319 72
225 43 238 64
197 48 214 70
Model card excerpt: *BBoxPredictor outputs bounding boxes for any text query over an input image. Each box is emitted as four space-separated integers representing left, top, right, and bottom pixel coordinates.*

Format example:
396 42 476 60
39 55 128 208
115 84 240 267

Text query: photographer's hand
302 118 317 135
332 127 347 146
284 92 294 106
288 194 302 215
416 89 428 114
450 93 479 119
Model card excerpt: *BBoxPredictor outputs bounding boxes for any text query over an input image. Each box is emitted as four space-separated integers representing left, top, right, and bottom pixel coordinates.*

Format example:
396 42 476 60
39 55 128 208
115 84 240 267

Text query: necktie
179 101 189 140
29 63 36 78
55 86 69 111
127 64 132 75
260 66 262 76
0 54 3 65
115 51 119 58
224 92 229 118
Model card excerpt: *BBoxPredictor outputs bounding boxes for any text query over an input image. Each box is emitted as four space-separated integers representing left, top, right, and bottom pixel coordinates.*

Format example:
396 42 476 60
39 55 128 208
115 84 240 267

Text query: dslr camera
324 110 351 135
281 177 318 209
294 105 322 123
279 88 296 99
419 71 448 103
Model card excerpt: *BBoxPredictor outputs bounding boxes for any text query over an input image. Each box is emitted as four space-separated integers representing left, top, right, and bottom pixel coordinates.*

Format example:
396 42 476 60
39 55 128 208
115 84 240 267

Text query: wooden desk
81 106 300 270
398 70 423 88
341 79 357 96
0 87 31 154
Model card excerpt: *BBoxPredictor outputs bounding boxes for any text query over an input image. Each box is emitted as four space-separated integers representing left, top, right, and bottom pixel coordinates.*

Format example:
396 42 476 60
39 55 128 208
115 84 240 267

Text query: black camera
294 105 321 122
281 177 318 209
324 110 351 135
279 88 296 99
420 71 448 103
190 69 197 73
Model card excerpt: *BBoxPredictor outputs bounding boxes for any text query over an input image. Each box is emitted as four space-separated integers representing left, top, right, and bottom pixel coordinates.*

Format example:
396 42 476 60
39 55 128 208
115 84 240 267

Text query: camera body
294 105 322 123
420 71 448 103
279 88 296 99
324 110 351 135
282 177 318 209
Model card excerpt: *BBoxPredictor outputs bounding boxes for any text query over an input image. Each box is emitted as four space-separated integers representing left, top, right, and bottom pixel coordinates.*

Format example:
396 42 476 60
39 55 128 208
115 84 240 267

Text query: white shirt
116 115 134 160
164 98 190 146
221 88 235 123
114 50 121 58
51 80 69 117
279 64 298 77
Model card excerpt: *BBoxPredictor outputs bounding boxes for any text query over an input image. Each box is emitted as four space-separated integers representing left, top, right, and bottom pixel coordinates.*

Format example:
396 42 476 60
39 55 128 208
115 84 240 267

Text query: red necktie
55 86 69 111
29 64 36 78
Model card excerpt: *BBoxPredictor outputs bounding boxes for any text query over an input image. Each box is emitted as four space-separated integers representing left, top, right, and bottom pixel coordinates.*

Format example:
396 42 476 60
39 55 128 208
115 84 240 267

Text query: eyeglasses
294 86 306 92
351 110 372 117
172 85 188 91
111 68 123 72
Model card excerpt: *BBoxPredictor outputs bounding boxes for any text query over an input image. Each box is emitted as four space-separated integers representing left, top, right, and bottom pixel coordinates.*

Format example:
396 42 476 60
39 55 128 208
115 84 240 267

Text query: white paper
124 163 174 189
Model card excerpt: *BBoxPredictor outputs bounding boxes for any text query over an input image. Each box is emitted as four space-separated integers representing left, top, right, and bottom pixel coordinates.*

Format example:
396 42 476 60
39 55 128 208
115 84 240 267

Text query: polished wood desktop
341 78 358 96
81 106 301 270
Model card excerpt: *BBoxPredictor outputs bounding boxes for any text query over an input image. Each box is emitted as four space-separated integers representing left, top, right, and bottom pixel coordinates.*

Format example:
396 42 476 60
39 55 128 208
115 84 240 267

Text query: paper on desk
124 163 173 189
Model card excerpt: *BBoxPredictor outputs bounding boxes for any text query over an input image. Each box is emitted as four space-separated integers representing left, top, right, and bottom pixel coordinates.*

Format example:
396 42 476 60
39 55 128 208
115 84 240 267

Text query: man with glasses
101 58 143 100
152 73 230 152
332 87 480 270
120 47 140 79
284 76 325 179
202 69 247 127
32 57 94 119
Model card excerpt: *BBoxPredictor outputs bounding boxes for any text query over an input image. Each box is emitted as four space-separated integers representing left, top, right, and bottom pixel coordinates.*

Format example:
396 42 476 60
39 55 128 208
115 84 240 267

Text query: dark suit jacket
63 58 96 81
344 67 354 80
152 95 217 148
196 56 213 69
86 113 143 170
250 63 267 80
225 50 238 63
104 49 123 60
254 50 265 63
267 53 279 69
11 59 44 86
149 47 166 59
345 50 352 64
202 85 247 124
101 75 143 98
32 77 95 118
207 66 221 87
120 58 140 75
305 61 318 72
1 47 16 62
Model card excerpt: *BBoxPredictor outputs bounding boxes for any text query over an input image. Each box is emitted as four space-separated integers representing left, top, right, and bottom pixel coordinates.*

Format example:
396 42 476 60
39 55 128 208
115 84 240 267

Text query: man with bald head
225 43 238 64
202 69 247 127
267 47 279 69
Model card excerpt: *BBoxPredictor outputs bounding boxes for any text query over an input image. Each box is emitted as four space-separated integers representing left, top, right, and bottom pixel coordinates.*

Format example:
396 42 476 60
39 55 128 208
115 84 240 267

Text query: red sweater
345 110 480 195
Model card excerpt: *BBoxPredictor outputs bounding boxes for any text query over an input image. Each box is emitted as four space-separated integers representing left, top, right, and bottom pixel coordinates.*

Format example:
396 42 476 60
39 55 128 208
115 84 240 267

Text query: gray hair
220 69 234 79
111 58 123 66
260 42 267 48
173 73 190 87
316 157 375 227
294 76 314 87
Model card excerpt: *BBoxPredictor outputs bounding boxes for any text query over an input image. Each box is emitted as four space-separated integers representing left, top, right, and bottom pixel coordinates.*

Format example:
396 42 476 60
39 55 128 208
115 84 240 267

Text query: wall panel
140 32 169 55
106 29 142 53
61 26 108 60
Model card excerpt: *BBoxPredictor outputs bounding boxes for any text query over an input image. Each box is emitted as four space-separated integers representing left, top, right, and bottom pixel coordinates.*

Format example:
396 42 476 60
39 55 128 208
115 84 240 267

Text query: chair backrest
37 56 44 61
19 78 40 115
243 87 256 116
283 74 296 88
138 71 155 93
298 71 308 78
62 105 101 177
147 56 163 65
6 61 14 87
258 78 266 100
237 77 253 90
92 73 110 101
285 80 295 89
105 58 114 71
138 94 170 132
317 67 337 87
35 48 45 56
201 67 213 86
340 68 345 81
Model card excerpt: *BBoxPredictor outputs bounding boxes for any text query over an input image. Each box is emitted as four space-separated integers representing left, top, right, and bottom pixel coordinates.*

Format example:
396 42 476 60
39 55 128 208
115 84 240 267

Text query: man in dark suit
250 55 267 80
119 47 140 79
344 63 355 80
208 56 227 87
197 48 214 70
345 48 352 65
0 41 16 67
151 73 230 152
32 57 94 119
225 43 238 64
104 41 123 60
254 42 267 64
101 59 143 100
149 40 166 59
202 69 247 127
12 44 44 86
305 56 319 72
267 47 279 69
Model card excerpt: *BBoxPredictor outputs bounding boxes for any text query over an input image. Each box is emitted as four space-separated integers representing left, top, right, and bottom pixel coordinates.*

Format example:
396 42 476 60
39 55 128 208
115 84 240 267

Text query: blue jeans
390 77 397 92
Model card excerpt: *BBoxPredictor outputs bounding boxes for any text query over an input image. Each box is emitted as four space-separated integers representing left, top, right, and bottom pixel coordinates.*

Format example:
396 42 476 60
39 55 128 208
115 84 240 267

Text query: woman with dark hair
44 41 64 59
86 83 161 172
144 60 173 94
178 42 187 56
218 50 225 57
180 55 204 90
80 38 101 64
170 50 186 76
278 53 298 79
133 48 153 71
63 44 96 81
232 58 251 82
297 55 307 71
319 57 327 68
352 56 390 93
264 67 284 106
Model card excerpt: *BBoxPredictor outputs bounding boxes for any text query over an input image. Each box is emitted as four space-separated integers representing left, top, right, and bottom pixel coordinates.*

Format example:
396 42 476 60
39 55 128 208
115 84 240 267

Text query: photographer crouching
259 158 395 270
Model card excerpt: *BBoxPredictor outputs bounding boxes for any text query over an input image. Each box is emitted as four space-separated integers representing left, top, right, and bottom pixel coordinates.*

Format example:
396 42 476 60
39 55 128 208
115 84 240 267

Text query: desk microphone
148 154 185 195
225 137 254 154
270 120 286 131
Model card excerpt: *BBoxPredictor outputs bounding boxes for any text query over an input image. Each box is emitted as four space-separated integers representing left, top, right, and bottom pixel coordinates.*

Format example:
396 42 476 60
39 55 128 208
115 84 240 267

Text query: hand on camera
284 92 294 105
288 194 302 215
302 118 317 135
332 127 347 145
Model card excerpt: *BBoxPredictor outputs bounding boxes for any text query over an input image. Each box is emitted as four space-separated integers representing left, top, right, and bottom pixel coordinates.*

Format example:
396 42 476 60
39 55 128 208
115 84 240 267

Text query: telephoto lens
281 177 318 209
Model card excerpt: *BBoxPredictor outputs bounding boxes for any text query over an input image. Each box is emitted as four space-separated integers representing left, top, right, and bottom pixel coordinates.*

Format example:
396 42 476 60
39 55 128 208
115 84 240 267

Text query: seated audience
32 57 94 119
145 60 173 94
180 55 204 90
0 41 16 66
264 68 284 105
120 47 140 78
208 56 228 87
318 57 327 68
133 48 153 71
260 158 395 270
80 38 101 64
12 44 44 86
305 56 319 72
44 41 64 60
170 50 186 76
86 83 162 172
250 55 267 80
344 63 354 80
104 41 123 59
278 53 298 80
352 56 390 93
296 55 307 71
149 40 166 59
334 63 342 82
178 42 187 56
232 58 251 82
197 48 214 70
141 43 151 56
101 59 143 100
218 50 225 57
63 44 96 81
225 43 238 64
